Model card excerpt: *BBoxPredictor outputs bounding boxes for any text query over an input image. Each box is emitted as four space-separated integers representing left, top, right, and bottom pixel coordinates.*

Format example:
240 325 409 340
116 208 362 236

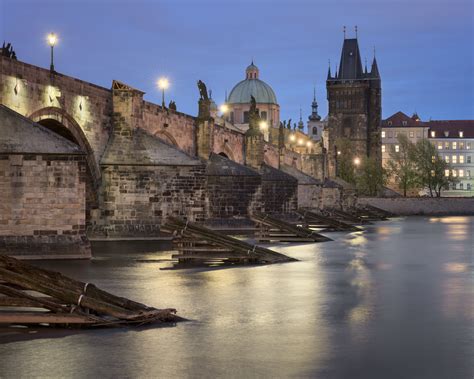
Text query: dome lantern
246 61 259 80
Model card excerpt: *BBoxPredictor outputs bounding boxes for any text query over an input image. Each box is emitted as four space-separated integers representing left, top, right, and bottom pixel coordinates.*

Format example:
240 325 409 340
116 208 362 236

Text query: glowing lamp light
337 151 341 155
354 157 361 166
289 134 296 142
259 121 268 131
306 141 313 148
47 33 57 47
220 104 229 114
157 77 169 90
298 138 304 145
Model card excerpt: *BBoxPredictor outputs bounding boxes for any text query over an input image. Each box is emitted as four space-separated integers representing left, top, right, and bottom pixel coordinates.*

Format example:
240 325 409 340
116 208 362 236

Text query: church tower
307 87 323 141
326 31 382 177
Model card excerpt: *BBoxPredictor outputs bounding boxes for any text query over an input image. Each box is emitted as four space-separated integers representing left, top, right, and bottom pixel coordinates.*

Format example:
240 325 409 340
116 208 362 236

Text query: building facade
326 36 382 177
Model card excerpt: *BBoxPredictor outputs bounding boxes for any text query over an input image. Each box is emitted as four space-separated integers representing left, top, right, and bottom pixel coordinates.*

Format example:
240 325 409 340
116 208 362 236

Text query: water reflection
1 216 473 378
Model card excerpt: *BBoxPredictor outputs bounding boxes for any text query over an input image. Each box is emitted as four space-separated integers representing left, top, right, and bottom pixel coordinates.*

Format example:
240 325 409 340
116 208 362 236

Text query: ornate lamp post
157 77 169 108
47 33 57 72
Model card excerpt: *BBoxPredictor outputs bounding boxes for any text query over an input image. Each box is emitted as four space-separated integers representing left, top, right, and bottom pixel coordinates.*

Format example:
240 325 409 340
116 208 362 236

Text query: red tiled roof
426 120 474 138
382 111 422 127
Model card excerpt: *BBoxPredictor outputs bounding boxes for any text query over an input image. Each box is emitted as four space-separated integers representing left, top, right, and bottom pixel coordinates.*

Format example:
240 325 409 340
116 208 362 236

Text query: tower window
402 121 407 126
261 111 267 120
243 111 249 123
312 127 318 135
431 131 436 137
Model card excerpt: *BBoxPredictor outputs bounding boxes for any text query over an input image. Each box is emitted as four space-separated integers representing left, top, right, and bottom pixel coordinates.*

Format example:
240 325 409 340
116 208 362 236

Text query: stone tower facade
326 36 381 177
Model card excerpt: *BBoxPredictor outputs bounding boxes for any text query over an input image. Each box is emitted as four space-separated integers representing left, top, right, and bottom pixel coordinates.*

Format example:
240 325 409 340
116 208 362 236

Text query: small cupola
246 61 259 80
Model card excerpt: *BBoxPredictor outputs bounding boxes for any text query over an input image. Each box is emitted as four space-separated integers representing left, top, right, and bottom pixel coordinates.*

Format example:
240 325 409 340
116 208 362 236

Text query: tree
386 134 419 196
412 139 457 197
356 156 387 196
335 138 356 184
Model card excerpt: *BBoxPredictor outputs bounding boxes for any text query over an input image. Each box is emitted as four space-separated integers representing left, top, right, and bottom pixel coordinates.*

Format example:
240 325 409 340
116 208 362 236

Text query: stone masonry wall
0 154 90 258
94 164 207 237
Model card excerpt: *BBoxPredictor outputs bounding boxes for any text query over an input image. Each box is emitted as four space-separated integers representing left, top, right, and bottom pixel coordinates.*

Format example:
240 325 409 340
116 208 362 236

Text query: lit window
409 131 414 138
445 170 450 177
459 142 464 149
381 145 386 153
431 131 436 138
453 142 457 149
431 170 436 177
437 143 443 150
460 155 464 163
459 131 464 138
445 142 450 149
395 145 400 152
467 170 471 177
452 170 457 177
381 131 386 138
459 169 464 177
467 142 471 149
452 155 457 164
445 155 450 163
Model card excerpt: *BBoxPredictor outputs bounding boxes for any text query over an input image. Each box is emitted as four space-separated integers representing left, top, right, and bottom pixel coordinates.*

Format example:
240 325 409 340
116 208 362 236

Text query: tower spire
327 59 332 79
355 25 358 38
343 25 346 39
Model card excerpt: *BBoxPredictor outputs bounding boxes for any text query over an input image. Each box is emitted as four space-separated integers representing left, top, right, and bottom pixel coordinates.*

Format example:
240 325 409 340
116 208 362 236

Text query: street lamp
220 104 228 124
354 157 361 166
259 120 268 131
289 134 296 142
47 33 57 72
157 77 169 108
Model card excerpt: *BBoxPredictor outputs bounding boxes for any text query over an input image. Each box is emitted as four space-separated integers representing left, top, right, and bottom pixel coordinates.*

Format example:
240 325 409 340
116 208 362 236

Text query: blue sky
1 0 473 122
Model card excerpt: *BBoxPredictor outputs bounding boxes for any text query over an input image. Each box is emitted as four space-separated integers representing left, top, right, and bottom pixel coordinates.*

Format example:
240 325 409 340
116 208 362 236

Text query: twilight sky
1 0 473 122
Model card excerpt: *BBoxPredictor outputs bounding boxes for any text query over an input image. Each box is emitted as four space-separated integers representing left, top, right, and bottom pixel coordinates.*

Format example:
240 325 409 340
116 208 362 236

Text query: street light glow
306 141 312 148
354 157 361 166
157 77 169 90
289 134 296 142
259 121 268 130
47 33 57 47
298 138 304 145
220 104 229 114
337 151 341 155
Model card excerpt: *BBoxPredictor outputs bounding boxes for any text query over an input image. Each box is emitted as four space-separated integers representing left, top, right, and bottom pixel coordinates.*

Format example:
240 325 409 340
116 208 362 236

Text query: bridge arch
28 107 101 185
154 130 179 147
218 145 236 162
28 107 100 224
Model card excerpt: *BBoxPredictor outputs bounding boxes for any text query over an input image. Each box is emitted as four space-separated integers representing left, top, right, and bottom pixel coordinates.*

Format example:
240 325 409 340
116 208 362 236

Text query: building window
459 169 464 177
395 145 400 152
452 170 457 177
467 142 471 149
445 169 450 177
388 131 393 138
437 142 443 150
402 121 407 126
312 127 318 135
467 156 471 163
445 142 450 149
460 131 464 138
467 183 471 190
381 131 386 138
388 121 392 126
431 131 436 137
230 112 234 123
452 142 457 149
381 144 386 153
409 131 414 138
395 132 399 137
260 111 267 120
460 155 464 164
452 155 457 164
432 155 436 163
459 183 464 190
431 170 435 177
467 170 471 177
445 155 450 163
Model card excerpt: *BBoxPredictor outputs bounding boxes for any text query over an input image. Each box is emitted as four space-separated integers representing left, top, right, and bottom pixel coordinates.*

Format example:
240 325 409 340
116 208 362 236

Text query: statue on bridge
1 42 17 60
168 100 177 111
197 80 209 101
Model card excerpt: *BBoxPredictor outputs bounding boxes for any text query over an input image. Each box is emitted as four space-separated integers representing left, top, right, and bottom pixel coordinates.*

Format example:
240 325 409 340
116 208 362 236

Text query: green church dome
228 62 278 105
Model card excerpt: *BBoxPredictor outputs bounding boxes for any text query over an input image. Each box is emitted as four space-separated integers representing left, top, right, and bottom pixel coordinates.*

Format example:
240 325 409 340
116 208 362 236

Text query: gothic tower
326 33 382 177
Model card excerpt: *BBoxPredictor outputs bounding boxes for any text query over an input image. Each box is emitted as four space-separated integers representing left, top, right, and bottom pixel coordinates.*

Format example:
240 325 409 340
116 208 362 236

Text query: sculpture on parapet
1 41 17 60
168 100 177 111
197 80 209 101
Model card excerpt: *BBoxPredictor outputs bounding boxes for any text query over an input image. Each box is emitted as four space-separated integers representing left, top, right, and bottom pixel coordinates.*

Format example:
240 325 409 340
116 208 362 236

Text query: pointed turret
371 57 380 78
327 65 332 80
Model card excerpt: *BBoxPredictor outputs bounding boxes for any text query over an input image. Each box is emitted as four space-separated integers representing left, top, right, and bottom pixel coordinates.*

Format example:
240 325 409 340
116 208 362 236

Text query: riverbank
358 197 474 216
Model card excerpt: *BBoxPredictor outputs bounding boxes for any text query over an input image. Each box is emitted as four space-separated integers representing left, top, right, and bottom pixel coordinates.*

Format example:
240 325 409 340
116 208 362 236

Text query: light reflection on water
0 216 473 378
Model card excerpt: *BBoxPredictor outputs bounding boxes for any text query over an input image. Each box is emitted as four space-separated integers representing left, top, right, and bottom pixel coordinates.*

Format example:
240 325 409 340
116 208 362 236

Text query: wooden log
0 255 150 312
0 312 99 325
0 268 139 320
0 284 68 313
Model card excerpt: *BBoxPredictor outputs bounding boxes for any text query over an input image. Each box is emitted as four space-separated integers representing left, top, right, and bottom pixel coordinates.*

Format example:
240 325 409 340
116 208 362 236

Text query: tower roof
338 38 364 80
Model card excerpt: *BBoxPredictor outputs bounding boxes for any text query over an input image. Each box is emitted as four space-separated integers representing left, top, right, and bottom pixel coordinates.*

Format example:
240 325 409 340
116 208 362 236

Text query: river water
1 216 473 378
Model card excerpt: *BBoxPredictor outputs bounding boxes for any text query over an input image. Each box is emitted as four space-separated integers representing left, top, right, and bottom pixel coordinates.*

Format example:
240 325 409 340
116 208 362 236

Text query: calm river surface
1 216 473 378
